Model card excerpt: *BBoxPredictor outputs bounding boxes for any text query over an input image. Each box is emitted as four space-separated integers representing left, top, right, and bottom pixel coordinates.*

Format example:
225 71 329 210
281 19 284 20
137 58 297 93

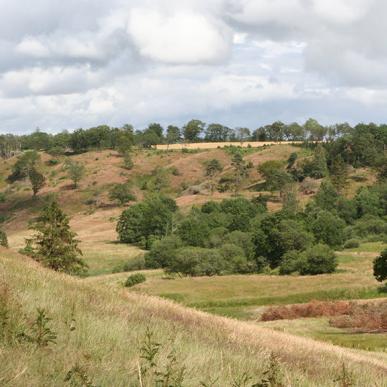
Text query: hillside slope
1 247 386 386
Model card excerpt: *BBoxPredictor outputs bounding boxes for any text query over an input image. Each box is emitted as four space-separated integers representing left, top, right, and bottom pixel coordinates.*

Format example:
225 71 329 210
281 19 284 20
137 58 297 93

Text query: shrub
373 249 387 282
310 210 345 248
299 244 337 275
169 166 180 176
0 192 5 203
220 197 258 232
145 235 183 269
63 159 85 188
165 247 225 276
46 159 60 166
279 250 304 275
0 229 8 248
123 151 134 170
177 215 210 247
223 230 255 259
353 215 387 237
343 239 360 249
109 183 136 205
124 273 146 287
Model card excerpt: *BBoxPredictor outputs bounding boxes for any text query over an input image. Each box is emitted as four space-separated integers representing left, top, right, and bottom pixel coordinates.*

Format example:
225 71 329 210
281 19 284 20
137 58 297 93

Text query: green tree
281 183 299 215
303 144 328 178
109 183 135 205
300 244 337 275
177 215 210 247
28 166 46 196
7 150 40 182
314 180 338 211
277 219 314 253
28 200 87 274
205 123 230 142
330 155 348 193
235 127 251 142
166 125 181 145
373 249 387 282
0 229 8 248
116 124 134 154
165 247 225 276
183 119 205 142
117 195 177 245
304 118 326 141
258 160 292 194
310 210 346 248
145 235 183 268
205 159 223 194
231 152 248 195
355 187 381 217
122 150 134 170
64 159 85 188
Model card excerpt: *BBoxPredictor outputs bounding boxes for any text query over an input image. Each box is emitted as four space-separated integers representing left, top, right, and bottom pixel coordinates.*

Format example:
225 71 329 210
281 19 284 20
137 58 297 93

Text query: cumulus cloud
0 0 386 133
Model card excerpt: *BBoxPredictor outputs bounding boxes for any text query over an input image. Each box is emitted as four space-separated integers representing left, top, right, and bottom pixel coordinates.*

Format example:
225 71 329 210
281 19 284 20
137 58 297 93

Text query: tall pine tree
28 200 87 275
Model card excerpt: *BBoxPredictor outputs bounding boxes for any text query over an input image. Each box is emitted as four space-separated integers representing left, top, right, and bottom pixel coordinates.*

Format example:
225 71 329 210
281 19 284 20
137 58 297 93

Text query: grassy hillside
0 144 377 276
1 247 387 386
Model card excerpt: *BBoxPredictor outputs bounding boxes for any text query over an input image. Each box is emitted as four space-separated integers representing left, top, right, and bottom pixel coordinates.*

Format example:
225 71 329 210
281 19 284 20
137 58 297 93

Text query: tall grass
1 248 387 386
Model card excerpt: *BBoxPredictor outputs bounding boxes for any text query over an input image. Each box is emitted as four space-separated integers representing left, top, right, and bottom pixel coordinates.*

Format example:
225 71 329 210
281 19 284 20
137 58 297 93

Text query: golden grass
1 247 387 386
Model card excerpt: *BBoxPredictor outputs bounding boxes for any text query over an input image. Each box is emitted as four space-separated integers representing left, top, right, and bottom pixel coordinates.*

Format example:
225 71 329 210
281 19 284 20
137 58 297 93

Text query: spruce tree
28 200 87 275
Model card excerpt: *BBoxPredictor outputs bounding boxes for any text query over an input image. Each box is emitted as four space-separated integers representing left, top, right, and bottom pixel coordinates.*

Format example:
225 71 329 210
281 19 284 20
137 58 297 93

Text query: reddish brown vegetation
261 300 387 333
330 301 387 333
261 300 353 321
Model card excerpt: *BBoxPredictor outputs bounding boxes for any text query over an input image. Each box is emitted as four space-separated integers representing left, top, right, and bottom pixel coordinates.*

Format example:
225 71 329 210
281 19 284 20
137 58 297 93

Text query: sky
1 0 387 134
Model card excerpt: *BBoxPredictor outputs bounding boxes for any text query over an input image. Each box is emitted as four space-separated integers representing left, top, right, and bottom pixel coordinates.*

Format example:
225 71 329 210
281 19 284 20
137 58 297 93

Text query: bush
279 250 304 275
353 215 387 237
165 247 225 276
109 183 136 205
223 231 255 259
310 210 345 248
145 235 183 269
0 192 5 203
0 229 8 248
299 244 337 275
373 249 387 282
124 273 146 287
46 159 60 166
177 215 210 247
343 239 360 249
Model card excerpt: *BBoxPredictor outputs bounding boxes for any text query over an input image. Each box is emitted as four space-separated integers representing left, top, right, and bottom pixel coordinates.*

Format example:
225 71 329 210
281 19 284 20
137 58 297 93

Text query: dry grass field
1 247 387 386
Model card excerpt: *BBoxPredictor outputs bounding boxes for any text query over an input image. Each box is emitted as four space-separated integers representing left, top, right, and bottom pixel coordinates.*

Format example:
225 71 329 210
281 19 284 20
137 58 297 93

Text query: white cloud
1 0 387 133
128 7 231 64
